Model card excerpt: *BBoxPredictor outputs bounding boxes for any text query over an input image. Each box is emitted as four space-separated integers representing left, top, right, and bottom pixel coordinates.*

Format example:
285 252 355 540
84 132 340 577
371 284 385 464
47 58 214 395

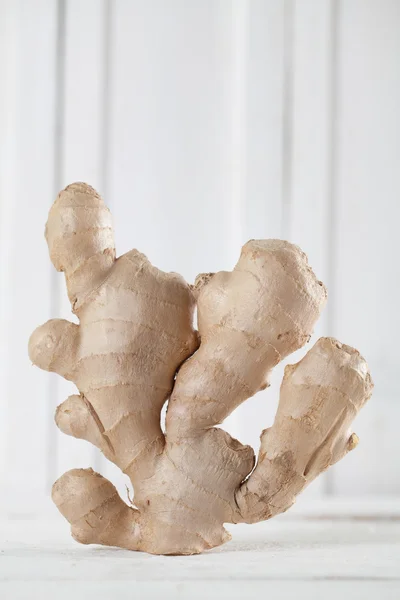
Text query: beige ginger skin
29 183 373 555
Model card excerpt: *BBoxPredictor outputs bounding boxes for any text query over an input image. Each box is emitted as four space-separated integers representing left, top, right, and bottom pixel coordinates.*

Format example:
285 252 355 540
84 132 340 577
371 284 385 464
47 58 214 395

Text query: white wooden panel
242 0 285 242
0 0 16 491
54 0 110 481
331 0 400 494
0 0 57 510
289 0 333 325
237 0 334 498
226 0 248 257
284 0 335 495
232 0 286 451
215 0 250 440
0 0 18 495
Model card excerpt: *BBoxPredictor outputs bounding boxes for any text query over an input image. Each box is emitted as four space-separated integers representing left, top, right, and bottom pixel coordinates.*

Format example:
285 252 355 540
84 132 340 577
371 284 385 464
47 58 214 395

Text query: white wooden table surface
1 499 399 600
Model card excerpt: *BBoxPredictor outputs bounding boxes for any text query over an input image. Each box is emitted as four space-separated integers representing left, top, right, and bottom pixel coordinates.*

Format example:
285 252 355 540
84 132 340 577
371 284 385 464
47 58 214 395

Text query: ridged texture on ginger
29 183 199 493
166 239 327 437
235 337 373 523
29 183 373 555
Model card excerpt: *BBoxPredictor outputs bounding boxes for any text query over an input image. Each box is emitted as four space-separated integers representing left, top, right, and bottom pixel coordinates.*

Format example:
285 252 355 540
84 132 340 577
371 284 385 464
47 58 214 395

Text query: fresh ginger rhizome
29 183 373 555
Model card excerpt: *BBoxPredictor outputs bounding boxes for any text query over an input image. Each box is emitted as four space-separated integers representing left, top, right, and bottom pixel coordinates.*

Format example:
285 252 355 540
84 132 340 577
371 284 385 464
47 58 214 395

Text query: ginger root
29 183 373 555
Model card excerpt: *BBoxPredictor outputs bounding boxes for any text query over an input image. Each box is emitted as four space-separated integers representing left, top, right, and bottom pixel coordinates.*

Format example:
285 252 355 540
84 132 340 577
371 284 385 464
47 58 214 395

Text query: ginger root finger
28 318 79 379
167 240 327 437
46 182 116 310
235 337 373 524
55 395 115 461
52 469 143 550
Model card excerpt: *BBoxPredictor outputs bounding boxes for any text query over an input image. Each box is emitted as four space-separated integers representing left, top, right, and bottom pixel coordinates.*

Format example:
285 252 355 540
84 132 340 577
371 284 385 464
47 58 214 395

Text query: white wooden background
0 0 399 514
